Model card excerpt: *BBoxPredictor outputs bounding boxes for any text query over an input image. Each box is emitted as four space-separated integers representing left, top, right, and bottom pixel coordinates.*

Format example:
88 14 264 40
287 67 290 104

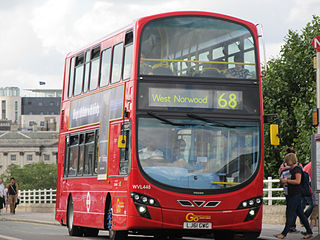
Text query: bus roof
66 11 256 58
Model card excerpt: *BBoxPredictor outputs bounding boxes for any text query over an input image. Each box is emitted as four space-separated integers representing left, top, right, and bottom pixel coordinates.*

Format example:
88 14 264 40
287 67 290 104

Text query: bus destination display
148 88 243 110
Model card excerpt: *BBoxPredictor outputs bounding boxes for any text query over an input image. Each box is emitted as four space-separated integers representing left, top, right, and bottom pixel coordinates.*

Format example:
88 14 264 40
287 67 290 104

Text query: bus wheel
107 207 128 240
67 197 83 236
243 231 260 240
83 227 99 237
214 231 234 240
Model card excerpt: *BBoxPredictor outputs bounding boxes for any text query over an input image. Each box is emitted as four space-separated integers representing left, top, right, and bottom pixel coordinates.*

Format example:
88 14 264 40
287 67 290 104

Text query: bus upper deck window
74 54 84 96
100 48 111 87
89 46 101 91
111 43 124 84
68 57 75 98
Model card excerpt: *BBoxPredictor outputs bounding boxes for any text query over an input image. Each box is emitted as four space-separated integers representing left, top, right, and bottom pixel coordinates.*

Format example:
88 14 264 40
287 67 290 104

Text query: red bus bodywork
56 11 264 239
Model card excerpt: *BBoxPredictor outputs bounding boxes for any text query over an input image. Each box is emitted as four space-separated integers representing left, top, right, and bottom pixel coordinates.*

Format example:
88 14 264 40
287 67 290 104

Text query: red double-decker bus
56 11 268 240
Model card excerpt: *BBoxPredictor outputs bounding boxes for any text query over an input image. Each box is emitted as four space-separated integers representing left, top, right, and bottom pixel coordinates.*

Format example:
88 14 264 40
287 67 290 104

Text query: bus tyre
83 227 99 237
67 197 83 236
244 231 260 240
107 207 128 240
214 231 234 240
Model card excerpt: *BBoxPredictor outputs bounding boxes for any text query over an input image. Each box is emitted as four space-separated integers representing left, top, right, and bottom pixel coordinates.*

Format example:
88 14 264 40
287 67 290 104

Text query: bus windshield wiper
186 113 235 128
147 112 195 126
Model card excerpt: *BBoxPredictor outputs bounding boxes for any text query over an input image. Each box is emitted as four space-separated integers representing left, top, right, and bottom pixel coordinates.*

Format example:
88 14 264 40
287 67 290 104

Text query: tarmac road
0 212 319 240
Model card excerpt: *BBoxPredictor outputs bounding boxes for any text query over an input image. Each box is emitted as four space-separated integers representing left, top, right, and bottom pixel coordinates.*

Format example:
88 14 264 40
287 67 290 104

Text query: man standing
7 177 18 214
0 178 5 214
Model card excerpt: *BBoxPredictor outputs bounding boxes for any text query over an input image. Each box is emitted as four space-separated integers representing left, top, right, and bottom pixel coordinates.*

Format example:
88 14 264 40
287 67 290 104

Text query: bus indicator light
312 108 319 127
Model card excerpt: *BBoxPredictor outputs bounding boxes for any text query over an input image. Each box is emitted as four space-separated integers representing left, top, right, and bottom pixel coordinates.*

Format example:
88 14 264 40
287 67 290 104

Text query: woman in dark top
274 153 313 239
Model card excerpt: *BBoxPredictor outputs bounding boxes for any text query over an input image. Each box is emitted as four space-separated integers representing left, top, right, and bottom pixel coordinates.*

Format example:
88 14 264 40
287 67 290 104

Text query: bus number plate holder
183 222 212 229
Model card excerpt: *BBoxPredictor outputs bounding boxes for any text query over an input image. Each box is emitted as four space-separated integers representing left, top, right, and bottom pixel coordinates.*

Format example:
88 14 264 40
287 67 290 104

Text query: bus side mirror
118 135 127 149
270 124 280 145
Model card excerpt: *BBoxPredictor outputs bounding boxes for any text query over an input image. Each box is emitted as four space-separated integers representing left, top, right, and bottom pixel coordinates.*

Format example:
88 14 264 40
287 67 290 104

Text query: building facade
0 131 59 175
0 87 61 173
0 87 61 131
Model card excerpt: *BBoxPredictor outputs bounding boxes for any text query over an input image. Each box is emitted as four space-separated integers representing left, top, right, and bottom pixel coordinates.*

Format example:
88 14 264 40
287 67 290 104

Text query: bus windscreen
139 16 256 79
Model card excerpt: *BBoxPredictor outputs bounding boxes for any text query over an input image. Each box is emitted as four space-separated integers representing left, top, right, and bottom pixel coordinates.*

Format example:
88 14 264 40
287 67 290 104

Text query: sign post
312 36 320 234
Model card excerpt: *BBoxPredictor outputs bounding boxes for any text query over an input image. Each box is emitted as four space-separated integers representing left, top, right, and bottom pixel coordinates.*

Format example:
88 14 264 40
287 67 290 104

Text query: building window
2 100 6 119
40 121 45 127
27 154 33 161
44 154 50 161
29 121 34 126
11 154 16 161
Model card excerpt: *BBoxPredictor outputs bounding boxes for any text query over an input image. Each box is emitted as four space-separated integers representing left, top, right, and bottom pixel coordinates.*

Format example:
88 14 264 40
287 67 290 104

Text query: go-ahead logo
185 213 211 222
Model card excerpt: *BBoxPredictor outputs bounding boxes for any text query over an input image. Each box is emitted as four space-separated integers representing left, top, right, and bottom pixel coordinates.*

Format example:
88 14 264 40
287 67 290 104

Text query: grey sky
0 0 319 93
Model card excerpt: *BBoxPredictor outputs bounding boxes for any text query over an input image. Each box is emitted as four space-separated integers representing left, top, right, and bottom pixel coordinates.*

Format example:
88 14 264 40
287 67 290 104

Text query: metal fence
19 188 56 204
17 178 284 205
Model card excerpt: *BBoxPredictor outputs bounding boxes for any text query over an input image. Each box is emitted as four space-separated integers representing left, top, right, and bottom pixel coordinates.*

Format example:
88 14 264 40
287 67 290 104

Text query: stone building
0 131 59 175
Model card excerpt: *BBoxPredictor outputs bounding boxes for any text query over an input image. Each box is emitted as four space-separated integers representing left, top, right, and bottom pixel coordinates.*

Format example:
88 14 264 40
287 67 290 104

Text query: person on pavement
7 177 18 214
275 153 313 239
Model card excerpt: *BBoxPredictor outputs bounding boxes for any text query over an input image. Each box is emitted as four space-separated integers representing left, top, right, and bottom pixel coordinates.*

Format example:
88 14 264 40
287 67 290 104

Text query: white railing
263 177 285 205
16 178 283 205
18 188 56 204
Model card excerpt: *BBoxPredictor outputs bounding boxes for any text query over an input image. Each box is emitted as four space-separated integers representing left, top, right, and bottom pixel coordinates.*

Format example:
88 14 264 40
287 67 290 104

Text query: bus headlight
131 192 161 219
130 192 160 207
237 196 263 209
138 205 147 214
244 206 260 222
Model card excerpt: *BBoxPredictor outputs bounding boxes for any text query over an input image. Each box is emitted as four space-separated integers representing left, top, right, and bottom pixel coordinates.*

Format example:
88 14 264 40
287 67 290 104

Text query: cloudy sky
0 0 319 94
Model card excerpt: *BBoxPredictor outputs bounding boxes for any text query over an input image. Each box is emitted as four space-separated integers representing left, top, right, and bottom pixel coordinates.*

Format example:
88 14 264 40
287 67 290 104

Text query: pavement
0 212 320 239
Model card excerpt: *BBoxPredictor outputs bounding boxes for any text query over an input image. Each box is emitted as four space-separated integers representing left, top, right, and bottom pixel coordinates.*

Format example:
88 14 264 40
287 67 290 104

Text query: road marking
0 234 23 240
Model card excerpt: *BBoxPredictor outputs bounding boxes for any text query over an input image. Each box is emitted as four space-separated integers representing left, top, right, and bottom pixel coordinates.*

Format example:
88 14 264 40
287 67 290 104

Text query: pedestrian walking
274 153 313 239
7 177 18 214
0 178 5 214
279 147 302 233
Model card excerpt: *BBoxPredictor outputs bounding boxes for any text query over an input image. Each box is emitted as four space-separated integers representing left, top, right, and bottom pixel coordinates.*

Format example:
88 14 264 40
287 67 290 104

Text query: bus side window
68 57 75 98
94 129 99 175
100 48 112 87
74 54 85 96
83 50 91 93
64 135 69 177
110 42 124 84
77 134 85 176
123 31 133 80
89 46 101 91
68 135 79 176
84 132 95 175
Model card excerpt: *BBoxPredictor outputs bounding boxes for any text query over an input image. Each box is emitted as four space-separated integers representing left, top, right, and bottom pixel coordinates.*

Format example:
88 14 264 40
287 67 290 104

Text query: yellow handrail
141 58 256 66
212 181 240 185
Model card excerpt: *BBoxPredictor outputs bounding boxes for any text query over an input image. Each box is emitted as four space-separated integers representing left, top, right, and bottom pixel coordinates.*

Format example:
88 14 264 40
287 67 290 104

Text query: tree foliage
0 162 57 190
263 16 320 178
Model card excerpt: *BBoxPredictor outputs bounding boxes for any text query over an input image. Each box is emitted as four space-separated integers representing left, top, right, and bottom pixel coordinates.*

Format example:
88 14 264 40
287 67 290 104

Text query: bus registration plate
183 222 212 229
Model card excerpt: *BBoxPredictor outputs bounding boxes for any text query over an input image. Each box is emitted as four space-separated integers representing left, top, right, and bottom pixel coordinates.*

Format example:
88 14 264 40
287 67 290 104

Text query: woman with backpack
274 153 313 239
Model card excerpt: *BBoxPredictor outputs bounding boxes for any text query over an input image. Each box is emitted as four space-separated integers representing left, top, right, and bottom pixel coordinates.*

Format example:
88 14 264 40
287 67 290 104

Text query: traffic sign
313 36 320 51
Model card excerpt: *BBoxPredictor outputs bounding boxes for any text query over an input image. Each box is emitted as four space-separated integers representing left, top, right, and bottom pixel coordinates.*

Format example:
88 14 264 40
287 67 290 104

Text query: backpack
299 167 313 197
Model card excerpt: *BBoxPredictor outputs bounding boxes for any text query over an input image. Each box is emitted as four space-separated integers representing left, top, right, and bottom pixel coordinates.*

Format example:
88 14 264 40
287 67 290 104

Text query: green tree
1 162 57 190
263 16 320 178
